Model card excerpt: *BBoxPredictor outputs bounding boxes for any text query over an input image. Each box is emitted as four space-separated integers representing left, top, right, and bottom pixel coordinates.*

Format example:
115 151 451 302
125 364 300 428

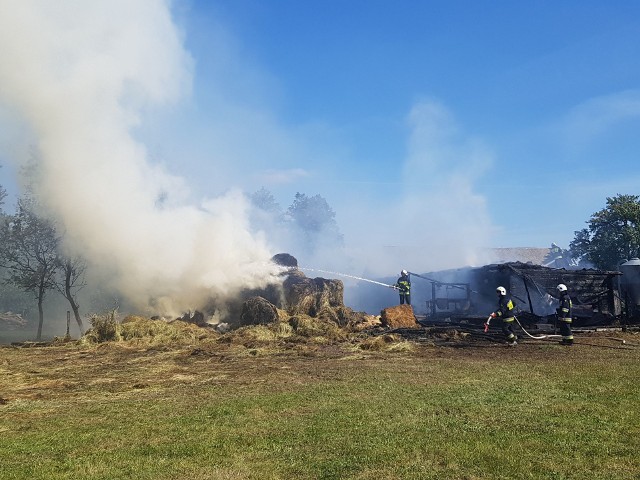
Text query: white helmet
496 286 506 296
557 283 567 292
401 269 408 276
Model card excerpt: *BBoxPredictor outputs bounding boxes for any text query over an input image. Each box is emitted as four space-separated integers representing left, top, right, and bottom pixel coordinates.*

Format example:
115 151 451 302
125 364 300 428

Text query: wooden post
66 311 70 337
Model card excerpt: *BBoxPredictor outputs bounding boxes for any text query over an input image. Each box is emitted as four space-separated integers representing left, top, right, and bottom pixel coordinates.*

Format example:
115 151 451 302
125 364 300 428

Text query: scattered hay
214 315 353 355
74 307 424 355
230 325 278 343
276 308 290 322
274 321 294 337
83 311 120 343
121 315 148 324
346 312 382 332
80 314 218 348
216 323 291 353
120 318 214 346
51 335 73 345
288 315 348 342
426 327 470 341
357 334 415 352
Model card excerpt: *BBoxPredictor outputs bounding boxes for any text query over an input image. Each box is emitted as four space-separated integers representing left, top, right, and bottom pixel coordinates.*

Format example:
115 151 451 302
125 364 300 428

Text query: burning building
411 262 622 326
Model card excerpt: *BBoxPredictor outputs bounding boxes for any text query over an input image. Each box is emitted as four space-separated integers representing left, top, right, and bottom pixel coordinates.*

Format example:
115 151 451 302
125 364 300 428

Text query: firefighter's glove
490 312 497 318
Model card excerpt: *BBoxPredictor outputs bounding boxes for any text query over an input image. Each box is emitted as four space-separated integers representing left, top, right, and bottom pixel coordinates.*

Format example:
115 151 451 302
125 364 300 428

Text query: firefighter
490 286 517 346
556 283 574 345
395 269 411 305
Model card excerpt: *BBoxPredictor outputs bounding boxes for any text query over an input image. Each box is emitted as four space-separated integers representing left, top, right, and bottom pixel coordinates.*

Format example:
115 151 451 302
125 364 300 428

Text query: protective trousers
399 293 411 305
502 317 516 343
559 317 573 344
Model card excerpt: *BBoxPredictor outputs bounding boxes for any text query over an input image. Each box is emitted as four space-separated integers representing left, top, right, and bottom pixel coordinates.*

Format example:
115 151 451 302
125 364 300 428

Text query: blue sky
165 0 640 249
1 0 640 273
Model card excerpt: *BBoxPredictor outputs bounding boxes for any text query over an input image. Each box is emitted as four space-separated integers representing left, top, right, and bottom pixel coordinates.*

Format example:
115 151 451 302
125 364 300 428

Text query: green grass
0 341 639 479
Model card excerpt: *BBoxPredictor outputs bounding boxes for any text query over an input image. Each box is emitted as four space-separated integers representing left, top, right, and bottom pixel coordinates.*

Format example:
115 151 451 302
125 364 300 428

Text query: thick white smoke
0 1 281 315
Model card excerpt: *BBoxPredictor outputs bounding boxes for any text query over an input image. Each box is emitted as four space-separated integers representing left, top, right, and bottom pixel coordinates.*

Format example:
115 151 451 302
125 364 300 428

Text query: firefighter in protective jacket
395 270 411 305
556 283 574 345
490 286 517 345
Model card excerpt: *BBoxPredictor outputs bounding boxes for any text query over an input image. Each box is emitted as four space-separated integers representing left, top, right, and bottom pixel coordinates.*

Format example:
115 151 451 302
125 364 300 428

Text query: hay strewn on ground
75 311 407 355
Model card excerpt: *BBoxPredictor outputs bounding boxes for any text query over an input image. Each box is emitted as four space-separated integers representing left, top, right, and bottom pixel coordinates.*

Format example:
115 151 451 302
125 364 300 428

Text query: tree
540 243 588 269
249 187 286 244
250 187 283 216
54 255 87 334
287 192 343 251
0 198 59 340
570 194 640 270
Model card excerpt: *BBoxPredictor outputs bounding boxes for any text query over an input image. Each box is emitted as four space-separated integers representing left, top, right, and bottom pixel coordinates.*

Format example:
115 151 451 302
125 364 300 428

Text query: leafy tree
250 187 283 216
540 243 588 269
0 198 59 340
249 187 286 243
570 194 640 270
0 172 34 321
287 192 343 251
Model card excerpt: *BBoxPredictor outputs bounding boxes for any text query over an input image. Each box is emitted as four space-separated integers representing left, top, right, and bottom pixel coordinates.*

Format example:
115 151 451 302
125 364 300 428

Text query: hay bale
283 272 344 317
271 253 298 268
239 296 279 326
380 304 419 329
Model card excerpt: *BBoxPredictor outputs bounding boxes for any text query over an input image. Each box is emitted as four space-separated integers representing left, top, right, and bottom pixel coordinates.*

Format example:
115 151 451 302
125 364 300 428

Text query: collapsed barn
410 262 626 327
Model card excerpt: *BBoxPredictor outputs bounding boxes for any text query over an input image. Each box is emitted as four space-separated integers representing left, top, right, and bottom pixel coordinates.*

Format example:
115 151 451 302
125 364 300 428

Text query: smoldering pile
78 253 384 349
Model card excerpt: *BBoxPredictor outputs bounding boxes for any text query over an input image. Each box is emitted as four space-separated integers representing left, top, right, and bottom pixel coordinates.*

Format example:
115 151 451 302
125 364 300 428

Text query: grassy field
0 324 639 479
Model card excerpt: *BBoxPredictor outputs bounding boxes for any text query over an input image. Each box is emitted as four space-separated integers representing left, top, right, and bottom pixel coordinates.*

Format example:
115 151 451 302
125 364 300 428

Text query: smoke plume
334 99 495 279
0 1 280 315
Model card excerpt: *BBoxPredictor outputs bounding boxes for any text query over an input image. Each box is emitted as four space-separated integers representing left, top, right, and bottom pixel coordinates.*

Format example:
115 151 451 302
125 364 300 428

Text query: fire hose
484 317 640 349
483 315 561 339
514 316 561 340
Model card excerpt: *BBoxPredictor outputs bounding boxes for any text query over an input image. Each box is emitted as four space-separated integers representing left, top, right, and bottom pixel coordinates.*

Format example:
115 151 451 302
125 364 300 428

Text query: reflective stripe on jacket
557 294 572 322
397 276 411 294
497 296 515 318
